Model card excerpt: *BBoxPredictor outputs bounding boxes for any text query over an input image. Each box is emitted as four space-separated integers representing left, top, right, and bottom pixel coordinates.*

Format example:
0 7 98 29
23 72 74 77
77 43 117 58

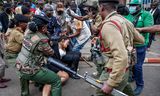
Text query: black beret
32 15 49 26
21 6 30 15
99 0 119 4
14 14 30 23
3 3 11 9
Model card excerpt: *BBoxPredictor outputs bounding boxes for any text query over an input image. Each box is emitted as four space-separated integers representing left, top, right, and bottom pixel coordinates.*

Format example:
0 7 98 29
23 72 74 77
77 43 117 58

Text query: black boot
0 83 7 88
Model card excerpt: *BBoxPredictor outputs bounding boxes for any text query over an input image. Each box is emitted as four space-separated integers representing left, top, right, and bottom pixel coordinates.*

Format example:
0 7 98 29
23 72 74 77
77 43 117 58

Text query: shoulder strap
133 13 142 27
99 20 122 52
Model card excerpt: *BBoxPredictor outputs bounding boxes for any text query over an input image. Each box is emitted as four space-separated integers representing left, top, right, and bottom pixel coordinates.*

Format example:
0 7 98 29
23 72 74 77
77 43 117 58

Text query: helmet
129 0 142 5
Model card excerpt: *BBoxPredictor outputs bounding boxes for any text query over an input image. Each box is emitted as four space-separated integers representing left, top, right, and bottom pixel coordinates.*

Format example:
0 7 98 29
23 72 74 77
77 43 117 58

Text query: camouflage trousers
19 68 62 96
96 70 134 96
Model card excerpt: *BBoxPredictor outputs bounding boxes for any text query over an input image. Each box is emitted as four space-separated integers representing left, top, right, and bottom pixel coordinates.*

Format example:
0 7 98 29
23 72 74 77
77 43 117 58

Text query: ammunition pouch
91 51 105 66
128 49 137 66
15 62 40 75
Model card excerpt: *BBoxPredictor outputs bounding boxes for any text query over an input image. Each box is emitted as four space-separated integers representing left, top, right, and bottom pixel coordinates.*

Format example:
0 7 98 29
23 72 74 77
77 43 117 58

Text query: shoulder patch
31 35 40 42
41 39 49 43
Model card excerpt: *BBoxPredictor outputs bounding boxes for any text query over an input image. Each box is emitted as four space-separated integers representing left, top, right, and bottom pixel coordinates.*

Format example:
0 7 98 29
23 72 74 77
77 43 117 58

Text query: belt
105 67 129 73
6 50 18 54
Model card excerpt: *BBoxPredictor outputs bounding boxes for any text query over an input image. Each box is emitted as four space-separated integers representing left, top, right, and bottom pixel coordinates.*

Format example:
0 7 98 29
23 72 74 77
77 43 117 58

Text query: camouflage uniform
16 30 61 96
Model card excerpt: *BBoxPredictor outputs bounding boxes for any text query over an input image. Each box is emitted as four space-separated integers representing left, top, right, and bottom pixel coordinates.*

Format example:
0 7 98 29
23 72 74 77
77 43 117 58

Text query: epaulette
41 39 49 43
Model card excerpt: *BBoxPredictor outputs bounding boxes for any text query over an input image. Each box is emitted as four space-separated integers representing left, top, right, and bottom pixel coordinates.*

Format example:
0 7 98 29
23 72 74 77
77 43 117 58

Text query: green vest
125 10 154 47
16 31 48 74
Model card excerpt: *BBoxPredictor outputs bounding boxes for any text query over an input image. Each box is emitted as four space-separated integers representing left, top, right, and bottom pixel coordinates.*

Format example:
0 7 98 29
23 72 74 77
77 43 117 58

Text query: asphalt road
0 35 160 96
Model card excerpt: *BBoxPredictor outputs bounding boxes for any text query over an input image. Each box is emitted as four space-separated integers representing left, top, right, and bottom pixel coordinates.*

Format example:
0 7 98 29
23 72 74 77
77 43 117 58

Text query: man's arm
70 14 89 21
133 28 145 45
68 20 82 38
137 25 160 33
68 10 89 21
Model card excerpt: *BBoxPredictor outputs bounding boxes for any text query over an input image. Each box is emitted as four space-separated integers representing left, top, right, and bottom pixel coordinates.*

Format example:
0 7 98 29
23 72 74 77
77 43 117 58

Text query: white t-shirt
59 48 66 58
67 11 91 44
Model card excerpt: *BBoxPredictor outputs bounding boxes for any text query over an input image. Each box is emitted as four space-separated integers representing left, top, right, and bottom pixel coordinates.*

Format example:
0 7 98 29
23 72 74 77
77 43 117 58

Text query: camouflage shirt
16 31 54 74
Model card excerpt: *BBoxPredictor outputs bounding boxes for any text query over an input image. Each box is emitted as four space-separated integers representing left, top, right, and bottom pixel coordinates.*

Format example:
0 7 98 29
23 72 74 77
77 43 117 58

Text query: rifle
48 57 128 96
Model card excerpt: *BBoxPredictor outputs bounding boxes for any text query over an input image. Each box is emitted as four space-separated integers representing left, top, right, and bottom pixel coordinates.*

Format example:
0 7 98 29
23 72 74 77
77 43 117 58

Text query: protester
126 0 154 95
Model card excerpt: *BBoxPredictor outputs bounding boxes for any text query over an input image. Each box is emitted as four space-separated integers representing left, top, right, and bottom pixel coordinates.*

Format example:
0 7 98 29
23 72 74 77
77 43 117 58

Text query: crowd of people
0 0 159 96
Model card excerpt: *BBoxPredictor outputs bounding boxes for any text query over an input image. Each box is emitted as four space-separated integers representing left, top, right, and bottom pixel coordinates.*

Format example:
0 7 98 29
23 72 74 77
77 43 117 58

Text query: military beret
3 3 12 9
14 14 30 23
98 0 119 4
21 6 30 15
32 15 49 26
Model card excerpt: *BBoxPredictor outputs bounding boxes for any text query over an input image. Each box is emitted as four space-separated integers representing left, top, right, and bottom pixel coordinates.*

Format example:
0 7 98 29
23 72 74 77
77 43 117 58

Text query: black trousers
47 51 81 73
62 51 81 72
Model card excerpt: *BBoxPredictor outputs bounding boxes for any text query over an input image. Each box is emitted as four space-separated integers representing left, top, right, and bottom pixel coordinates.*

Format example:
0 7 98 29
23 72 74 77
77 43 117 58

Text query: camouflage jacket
16 31 54 74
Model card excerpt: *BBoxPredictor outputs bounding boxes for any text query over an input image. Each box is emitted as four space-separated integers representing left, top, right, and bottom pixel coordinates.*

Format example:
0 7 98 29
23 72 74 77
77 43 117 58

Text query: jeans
71 37 89 52
134 46 146 87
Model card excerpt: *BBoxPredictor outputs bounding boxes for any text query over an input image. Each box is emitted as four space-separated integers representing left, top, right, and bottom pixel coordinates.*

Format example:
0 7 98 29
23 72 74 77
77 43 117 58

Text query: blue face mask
129 6 137 14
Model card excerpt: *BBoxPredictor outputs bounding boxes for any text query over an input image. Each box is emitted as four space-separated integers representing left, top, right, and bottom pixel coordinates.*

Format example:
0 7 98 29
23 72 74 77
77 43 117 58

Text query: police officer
126 0 154 95
15 15 61 96
5 14 30 60
97 0 144 95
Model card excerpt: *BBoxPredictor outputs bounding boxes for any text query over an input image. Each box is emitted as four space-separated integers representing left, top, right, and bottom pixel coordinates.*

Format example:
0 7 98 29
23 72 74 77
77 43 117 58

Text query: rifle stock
48 57 128 96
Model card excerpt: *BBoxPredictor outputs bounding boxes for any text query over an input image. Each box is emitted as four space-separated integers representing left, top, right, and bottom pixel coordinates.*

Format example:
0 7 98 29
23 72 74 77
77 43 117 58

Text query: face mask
57 11 64 15
129 6 137 14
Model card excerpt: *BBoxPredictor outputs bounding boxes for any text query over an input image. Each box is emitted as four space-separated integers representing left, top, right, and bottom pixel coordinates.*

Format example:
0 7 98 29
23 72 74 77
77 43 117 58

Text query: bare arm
68 20 82 38
137 25 160 33
68 29 81 38
70 14 89 21
68 10 89 21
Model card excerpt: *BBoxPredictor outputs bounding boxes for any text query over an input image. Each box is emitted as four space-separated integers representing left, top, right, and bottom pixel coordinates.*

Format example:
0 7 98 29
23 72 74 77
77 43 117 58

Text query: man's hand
101 82 113 94
136 28 143 32
91 37 99 44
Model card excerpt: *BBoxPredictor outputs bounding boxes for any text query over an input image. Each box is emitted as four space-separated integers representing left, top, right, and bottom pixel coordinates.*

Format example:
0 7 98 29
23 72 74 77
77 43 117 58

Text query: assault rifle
48 57 128 96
